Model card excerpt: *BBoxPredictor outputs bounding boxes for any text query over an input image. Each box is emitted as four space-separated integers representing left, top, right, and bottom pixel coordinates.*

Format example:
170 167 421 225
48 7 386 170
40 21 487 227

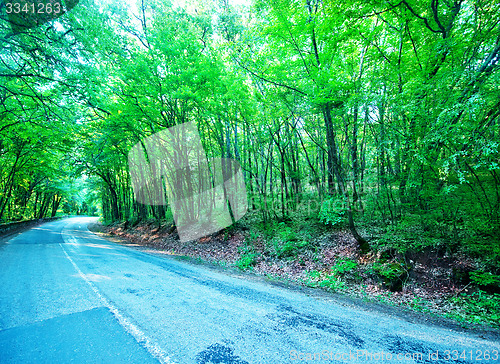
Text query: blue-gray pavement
0 217 498 363
0 307 157 363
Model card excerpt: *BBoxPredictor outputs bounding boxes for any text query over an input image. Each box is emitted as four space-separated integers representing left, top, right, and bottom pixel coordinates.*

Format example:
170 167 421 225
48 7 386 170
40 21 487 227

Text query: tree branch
233 56 308 96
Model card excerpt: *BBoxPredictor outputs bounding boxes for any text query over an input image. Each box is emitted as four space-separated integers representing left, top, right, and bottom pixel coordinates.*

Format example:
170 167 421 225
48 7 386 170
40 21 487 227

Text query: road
0 217 498 363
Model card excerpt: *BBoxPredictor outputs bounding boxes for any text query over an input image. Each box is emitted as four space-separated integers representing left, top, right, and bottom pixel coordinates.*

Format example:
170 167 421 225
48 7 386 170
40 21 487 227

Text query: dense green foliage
1 0 499 277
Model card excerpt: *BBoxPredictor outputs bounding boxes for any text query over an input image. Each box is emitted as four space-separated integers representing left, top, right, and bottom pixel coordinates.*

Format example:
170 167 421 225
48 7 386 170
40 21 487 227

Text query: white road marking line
59 237 175 364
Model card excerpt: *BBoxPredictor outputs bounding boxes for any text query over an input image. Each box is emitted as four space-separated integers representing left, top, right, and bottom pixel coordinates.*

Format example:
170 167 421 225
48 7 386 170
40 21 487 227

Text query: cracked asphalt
0 217 498 363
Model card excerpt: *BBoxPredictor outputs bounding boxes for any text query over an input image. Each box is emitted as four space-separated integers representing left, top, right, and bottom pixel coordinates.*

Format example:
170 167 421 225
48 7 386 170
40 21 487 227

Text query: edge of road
80 218 500 343
0 216 69 245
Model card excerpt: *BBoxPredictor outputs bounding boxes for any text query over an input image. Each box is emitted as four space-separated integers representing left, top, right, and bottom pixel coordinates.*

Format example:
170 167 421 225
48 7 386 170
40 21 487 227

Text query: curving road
0 217 498 363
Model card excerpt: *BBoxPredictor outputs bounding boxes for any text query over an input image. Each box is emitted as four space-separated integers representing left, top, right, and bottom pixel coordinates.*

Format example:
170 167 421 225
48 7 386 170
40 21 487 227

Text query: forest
0 0 499 325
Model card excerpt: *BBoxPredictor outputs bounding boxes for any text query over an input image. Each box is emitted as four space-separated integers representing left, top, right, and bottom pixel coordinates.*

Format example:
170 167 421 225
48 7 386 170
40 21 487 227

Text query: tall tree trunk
108 186 120 221
51 195 62 217
323 105 369 252
351 106 359 206
0 153 20 221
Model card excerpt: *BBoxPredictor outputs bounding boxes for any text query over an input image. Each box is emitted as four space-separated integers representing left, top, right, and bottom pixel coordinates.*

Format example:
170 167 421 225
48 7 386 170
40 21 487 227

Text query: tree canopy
1 0 499 271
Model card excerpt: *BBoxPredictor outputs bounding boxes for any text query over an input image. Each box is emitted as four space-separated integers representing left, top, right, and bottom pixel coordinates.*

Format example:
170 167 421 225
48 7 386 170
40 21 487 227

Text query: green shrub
465 239 500 272
319 196 347 227
235 251 258 270
331 257 358 276
276 222 297 241
470 271 500 287
371 261 409 292
373 214 446 255
304 270 321 287
273 239 310 258
448 290 500 327
304 260 357 291
246 230 260 243
319 275 346 291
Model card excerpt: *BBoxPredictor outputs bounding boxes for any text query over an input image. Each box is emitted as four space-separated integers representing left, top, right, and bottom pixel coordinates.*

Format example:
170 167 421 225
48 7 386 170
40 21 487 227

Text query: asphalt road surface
0 217 498 363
